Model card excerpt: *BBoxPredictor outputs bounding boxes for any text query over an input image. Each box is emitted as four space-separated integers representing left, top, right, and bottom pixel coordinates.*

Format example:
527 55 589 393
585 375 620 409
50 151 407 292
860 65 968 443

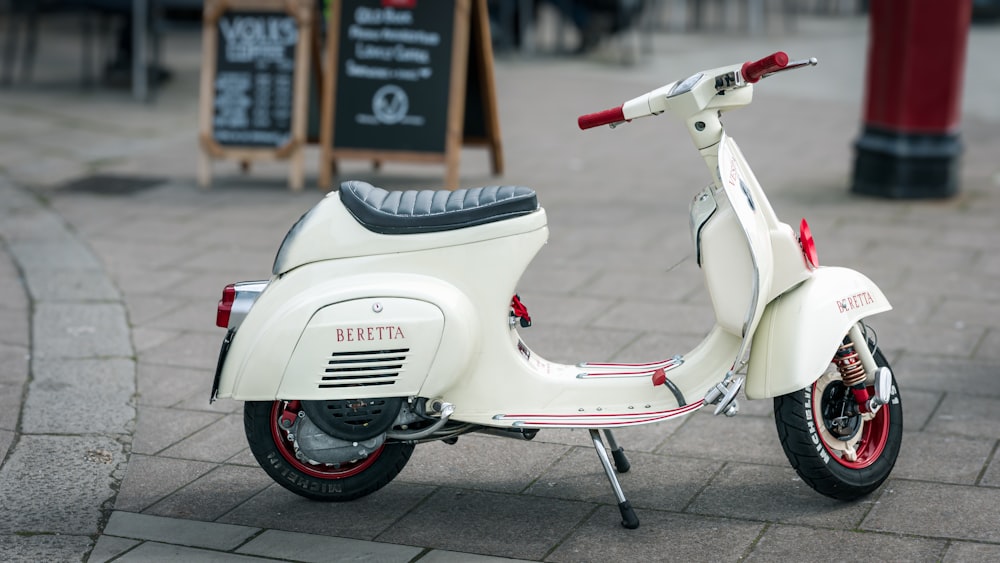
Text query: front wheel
773 345 902 500
244 400 414 501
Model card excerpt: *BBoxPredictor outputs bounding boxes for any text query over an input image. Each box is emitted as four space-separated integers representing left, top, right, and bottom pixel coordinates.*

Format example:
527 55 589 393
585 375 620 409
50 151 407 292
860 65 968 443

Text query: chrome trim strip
228 280 268 330
495 401 704 427
576 357 684 379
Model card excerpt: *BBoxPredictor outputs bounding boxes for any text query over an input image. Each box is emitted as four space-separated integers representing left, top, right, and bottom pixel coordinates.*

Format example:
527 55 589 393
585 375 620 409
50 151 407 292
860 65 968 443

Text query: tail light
799 218 819 269
216 284 236 328
215 280 268 329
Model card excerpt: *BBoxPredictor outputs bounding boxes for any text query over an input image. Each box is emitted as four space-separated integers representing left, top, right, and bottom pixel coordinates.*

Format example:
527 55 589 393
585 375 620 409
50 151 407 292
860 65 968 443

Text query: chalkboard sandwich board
198 0 315 191
319 0 503 191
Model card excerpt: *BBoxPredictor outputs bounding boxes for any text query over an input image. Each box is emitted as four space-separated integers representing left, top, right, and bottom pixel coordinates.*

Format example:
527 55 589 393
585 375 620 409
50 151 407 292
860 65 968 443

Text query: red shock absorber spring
834 341 871 410
834 342 867 387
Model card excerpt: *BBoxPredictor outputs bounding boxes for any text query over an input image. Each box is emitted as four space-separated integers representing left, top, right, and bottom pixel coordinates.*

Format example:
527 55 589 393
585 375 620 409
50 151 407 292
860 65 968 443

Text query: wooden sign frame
319 0 503 191
198 0 314 191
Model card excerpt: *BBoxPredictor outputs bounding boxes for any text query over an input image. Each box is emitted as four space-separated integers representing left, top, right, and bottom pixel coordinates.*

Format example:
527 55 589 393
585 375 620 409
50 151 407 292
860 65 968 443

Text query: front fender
745 267 891 399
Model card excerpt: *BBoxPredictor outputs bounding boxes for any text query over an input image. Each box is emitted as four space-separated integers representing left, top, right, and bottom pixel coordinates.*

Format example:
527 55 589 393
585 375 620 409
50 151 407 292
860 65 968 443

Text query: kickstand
603 429 630 473
589 429 639 529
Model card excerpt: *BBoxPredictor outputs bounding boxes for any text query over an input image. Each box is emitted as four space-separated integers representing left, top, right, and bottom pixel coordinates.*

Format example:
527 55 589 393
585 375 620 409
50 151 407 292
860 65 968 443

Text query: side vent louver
319 348 409 389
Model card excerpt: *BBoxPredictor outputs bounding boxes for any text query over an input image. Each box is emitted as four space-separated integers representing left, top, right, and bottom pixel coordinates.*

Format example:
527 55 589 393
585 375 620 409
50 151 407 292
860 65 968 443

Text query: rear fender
745 267 892 399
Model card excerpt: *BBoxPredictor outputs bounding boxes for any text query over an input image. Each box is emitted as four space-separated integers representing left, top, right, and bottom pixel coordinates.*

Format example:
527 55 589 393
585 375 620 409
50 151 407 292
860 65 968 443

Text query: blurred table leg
132 0 147 101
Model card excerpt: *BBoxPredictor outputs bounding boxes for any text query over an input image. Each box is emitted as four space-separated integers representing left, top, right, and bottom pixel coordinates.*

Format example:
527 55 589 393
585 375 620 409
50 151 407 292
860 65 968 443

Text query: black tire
244 400 414 501
773 346 902 500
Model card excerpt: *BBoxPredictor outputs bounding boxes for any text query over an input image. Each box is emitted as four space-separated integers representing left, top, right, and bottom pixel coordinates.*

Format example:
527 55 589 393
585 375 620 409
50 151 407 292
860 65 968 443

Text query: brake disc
300 397 403 441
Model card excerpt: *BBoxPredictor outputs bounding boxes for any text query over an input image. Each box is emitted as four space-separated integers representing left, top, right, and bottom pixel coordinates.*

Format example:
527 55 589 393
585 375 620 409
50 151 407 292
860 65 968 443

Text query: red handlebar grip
741 51 789 83
578 106 626 130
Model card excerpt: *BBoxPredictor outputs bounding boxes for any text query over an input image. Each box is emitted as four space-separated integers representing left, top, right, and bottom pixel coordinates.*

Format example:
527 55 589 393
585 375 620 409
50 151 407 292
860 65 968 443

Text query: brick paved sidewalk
1 14 999 563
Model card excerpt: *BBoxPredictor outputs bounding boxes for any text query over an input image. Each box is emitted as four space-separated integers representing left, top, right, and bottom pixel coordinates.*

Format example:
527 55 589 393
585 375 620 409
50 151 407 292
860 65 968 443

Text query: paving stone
900 388 944 432
0 342 29 384
131 406 223 455
935 298 1000 329
611 330 712 363
525 445 721 510
531 419 687 452
86 238 200 272
132 327 186 355
746 524 946 562
943 541 1000 562
88 535 141 563
893 355 1000 399
218 482 436 540
114 454 217 513
579 268 699 303
0 209 71 245
594 300 716 336
517 263 600 296
22 269 120 302
142 301 221 332
892 433 994 485
973 329 1000 362
103 511 259 551
124 294 199 328
32 302 132 360
8 240 103 272
224 447 258 467
0 307 30 347
548 507 763 563
0 382 25 430
520 294 619 329
924 394 1000 439
0 430 14 463
0 435 126 535
136 362 215 408
862 480 1000 542
419 551 535 563
897 269 1000 302
237 529 422 563
110 267 192 299
658 413 789 466
23 358 135 435
138 331 221 371
0 533 93 563
514 325 641 365
157 413 248 462
144 465 273 521
980 451 1000 488
399 434 571 494
686 462 874 528
877 321 985 361
376 488 592 561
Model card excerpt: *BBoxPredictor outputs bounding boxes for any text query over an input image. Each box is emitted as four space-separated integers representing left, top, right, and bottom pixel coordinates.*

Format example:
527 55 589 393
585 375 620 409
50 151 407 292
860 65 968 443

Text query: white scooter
212 52 902 529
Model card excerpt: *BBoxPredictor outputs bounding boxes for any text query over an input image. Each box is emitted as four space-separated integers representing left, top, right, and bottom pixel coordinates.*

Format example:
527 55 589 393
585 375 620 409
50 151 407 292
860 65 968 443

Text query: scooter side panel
216 271 479 401
744 266 892 400
278 298 445 399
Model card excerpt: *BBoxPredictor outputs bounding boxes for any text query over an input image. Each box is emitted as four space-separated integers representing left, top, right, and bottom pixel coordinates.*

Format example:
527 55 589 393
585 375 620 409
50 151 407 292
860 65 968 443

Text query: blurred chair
0 0 200 99
1 0 108 86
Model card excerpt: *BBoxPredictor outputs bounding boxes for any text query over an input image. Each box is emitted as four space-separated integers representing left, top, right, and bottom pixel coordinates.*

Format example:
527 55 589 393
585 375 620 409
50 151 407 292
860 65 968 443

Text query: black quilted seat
340 181 539 235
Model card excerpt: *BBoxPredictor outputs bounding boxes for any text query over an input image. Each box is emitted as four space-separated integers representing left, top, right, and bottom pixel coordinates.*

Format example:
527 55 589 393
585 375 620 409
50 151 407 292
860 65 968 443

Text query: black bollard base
851 127 962 199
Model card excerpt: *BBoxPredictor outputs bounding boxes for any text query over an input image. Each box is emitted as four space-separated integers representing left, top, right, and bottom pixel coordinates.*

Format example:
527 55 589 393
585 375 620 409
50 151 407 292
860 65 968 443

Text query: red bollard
851 0 973 199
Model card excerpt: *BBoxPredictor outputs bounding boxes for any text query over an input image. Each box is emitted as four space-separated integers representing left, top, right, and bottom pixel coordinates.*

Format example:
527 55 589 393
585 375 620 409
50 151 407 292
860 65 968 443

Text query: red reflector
216 284 236 328
799 218 819 269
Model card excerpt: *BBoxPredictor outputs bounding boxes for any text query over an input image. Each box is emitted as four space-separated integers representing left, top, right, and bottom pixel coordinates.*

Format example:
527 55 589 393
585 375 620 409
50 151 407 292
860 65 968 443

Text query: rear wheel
773 345 902 500
244 400 414 501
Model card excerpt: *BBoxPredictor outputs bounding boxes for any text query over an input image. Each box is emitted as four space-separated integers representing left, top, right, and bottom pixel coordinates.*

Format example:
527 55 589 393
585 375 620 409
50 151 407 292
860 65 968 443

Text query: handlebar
741 51 789 83
577 51 807 130
578 106 626 130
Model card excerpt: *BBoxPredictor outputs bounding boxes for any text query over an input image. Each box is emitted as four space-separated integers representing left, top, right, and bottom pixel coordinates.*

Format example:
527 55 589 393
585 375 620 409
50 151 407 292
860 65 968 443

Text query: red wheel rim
813 382 890 469
269 401 384 479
